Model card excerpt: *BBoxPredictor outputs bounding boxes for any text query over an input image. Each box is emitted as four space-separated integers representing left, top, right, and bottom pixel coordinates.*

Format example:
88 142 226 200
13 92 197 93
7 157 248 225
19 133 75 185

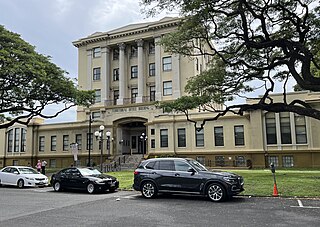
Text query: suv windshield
187 159 207 171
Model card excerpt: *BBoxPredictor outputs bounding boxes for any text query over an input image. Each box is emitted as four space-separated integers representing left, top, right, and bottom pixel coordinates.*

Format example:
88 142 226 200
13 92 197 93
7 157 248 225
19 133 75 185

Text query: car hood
199 171 240 178
86 174 117 181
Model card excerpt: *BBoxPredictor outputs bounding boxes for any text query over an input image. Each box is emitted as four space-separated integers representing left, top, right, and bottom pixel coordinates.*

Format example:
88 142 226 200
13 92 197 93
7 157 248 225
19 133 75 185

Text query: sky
0 0 169 123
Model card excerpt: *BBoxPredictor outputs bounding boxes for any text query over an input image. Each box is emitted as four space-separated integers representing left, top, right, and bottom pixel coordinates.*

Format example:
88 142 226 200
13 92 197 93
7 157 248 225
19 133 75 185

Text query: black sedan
50 167 119 194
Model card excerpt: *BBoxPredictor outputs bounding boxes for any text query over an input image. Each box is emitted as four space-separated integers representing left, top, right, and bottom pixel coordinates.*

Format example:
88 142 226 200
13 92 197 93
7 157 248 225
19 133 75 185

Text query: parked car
50 167 119 194
0 166 49 188
133 158 244 202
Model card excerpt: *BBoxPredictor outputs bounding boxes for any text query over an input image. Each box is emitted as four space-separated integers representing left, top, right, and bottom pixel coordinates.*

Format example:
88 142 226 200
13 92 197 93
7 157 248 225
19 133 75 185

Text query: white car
0 166 49 188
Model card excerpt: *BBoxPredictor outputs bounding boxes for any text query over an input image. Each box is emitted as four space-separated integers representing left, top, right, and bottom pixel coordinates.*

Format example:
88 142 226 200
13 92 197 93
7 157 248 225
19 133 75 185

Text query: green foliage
0 25 94 127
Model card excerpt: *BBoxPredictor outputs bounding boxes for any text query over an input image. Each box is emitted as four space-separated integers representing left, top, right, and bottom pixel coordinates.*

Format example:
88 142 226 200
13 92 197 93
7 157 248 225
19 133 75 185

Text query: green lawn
107 169 320 197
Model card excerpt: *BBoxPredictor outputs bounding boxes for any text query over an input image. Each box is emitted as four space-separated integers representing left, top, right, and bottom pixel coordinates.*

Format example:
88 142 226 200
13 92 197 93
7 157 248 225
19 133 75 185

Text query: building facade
1 17 320 169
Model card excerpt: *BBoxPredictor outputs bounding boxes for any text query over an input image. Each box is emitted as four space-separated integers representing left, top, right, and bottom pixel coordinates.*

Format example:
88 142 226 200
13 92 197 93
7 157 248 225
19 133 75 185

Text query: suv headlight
223 176 237 184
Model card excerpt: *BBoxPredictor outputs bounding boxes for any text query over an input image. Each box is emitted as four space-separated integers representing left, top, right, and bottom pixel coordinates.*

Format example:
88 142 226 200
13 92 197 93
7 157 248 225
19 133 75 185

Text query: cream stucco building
1 17 320 169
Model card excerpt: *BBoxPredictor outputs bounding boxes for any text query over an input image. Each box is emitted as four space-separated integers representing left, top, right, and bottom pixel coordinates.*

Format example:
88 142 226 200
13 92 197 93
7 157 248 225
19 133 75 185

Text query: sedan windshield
18 168 39 174
187 159 208 171
79 168 101 176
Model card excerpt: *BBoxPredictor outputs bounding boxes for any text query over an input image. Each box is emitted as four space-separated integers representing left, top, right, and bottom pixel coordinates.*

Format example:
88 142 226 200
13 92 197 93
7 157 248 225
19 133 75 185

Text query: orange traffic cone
273 183 279 197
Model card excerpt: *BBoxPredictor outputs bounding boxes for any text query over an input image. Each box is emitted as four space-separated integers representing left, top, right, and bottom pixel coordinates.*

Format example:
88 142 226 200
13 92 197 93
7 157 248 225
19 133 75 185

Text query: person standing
41 160 47 175
36 160 41 173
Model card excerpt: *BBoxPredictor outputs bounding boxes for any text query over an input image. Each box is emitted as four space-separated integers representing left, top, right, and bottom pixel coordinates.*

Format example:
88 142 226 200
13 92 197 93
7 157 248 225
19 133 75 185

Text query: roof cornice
72 18 181 48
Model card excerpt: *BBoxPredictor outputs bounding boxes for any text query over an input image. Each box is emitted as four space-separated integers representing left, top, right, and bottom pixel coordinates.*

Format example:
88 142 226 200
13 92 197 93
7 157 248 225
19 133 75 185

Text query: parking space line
290 199 320 209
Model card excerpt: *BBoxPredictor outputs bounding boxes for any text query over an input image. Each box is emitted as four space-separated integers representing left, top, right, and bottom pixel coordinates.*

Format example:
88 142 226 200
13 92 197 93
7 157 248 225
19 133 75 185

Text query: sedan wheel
87 183 95 194
17 179 24 188
207 183 226 202
141 181 157 198
53 181 62 192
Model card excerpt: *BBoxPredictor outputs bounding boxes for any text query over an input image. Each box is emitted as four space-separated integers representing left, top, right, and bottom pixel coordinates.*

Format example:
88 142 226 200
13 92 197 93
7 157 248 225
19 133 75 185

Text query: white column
87 49 92 90
136 39 144 103
101 46 110 102
117 43 126 105
172 53 181 99
154 36 162 101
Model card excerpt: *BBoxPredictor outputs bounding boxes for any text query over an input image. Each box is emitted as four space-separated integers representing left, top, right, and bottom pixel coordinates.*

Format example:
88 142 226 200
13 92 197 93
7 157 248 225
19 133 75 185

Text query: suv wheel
207 183 226 202
141 181 157 198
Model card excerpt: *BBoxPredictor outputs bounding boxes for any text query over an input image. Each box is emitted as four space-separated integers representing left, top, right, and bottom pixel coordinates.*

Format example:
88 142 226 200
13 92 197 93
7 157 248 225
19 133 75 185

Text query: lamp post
95 126 112 172
106 130 111 158
94 125 105 171
140 132 147 155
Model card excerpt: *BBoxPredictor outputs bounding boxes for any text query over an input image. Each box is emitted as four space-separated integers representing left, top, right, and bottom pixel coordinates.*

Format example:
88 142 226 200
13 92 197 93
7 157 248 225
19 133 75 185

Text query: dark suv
133 158 244 202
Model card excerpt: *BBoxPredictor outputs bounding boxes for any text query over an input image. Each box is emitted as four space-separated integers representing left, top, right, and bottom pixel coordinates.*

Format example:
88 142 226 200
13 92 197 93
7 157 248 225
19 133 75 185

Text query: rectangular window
282 156 294 167
150 86 156 101
151 139 155 148
92 111 101 119
149 41 155 54
149 63 155 76
268 156 279 167
280 112 292 144
76 134 82 150
86 133 93 151
160 129 168 148
177 128 186 147
234 125 245 146
113 48 119 60
93 67 101 81
14 128 20 152
113 90 119 105
131 88 138 103
49 159 56 168
39 136 45 152
163 81 172 96
215 156 225 166
95 89 101 103
113 68 119 81
294 114 307 144
214 126 224 146
21 128 26 152
131 45 138 57
92 47 101 58
51 136 57 151
7 129 13 152
196 128 204 147
162 56 172 71
266 112 277 144
150 129 155 135
63 135 69 151
131 65 138 78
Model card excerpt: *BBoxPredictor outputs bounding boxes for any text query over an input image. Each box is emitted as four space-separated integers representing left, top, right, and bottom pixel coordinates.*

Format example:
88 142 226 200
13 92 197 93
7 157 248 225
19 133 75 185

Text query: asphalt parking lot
0 186 319 227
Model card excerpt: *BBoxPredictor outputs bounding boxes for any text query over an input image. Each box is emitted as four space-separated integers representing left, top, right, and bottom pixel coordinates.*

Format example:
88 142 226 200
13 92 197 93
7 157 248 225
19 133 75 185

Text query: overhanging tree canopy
0 25 94 129
142 0 320 128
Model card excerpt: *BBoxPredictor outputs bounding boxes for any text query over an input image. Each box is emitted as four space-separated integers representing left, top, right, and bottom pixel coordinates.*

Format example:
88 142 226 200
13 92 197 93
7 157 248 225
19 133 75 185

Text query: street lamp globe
94 131 100 137
106 131 111 137
99 125 105 131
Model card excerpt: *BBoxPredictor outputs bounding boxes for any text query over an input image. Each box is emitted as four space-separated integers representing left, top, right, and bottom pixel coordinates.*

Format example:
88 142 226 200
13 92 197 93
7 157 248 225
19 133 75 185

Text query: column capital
136 39 144 47
118 43 126 51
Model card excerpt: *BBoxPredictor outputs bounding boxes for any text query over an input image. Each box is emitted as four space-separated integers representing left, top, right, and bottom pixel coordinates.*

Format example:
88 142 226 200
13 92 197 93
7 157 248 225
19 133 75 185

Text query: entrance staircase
105 154 144 172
